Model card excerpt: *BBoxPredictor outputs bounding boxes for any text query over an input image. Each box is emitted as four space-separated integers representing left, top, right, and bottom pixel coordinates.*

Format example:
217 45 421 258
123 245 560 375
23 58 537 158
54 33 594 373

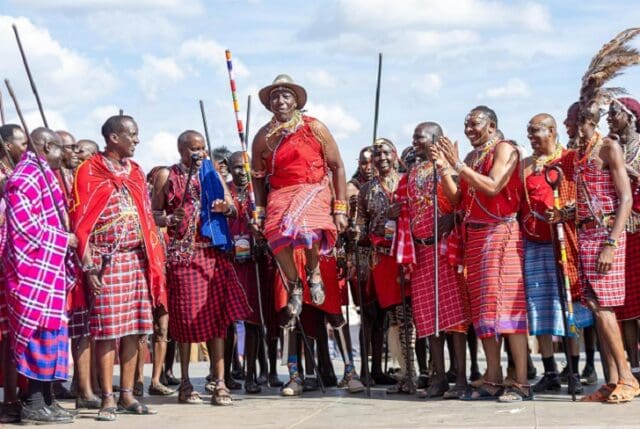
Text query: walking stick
12 24 48 128
398 266 414 391
224 51 278 389
432 135 440 338
350 199 371 396
545 165 577 402
0 89 5 125
199 100 214 161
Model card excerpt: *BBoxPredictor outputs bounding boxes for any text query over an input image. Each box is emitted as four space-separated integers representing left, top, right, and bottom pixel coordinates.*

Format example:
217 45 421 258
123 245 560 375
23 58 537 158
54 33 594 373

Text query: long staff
432 135 440 338
12 24 48 128
225 50 303 388
5 79 67 227
199 100 214 161
0 89 5 125
545 165 577 402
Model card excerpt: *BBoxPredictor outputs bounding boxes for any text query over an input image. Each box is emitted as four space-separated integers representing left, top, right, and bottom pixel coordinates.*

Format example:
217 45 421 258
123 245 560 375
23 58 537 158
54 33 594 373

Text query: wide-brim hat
259 74 307 111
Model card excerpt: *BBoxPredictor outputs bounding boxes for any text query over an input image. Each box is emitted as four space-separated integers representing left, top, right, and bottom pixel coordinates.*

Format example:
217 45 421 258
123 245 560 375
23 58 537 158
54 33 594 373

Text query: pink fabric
4 152 71 358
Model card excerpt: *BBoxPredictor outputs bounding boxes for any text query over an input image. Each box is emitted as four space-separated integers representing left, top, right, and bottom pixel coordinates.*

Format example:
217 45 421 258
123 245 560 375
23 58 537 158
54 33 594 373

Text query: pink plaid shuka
4 152 71 360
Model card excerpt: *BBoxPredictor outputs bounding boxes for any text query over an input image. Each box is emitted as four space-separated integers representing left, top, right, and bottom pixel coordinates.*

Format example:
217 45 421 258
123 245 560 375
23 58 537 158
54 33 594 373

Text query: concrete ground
45 354 640 429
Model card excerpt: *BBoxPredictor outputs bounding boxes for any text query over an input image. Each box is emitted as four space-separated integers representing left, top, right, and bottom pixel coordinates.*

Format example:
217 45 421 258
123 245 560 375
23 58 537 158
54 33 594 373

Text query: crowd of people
0 30 640 425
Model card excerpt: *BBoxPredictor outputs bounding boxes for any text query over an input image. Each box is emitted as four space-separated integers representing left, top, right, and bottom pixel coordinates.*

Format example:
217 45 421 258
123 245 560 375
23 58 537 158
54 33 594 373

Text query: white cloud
136 131 178 171
305 70 337 88
412 73 443 95
89 105 121 125
481 78 531 99
12 0 205 16
0 16 117 109
87 12 181 48
6 109 68 134
305 103 361 140
179 37 249 78
132 55 185 101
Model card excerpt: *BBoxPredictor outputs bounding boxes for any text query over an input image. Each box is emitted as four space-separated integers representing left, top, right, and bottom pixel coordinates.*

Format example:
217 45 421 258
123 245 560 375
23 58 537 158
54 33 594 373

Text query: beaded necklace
265 110 303 141
409 162 436 231
167 163 201 265
532 142 562 174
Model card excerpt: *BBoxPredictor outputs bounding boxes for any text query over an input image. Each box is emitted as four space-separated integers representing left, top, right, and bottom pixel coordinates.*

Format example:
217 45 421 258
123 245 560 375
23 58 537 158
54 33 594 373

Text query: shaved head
177 130 204 151
528 113 556 129
31 127 59 147
415 121 443 139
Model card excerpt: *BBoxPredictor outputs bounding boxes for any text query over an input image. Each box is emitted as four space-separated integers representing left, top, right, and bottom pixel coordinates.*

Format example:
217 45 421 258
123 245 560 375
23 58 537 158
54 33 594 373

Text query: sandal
148 383 175 396
417 379 449 399
116 400 157 415
443 384 467 400
461 381 505 401
581 383 616 402
607 379 640 404
287 280 303 318
212 384 233 406
306 265 325 306
497 383 534 403
95 406 117 422
178 381 203 405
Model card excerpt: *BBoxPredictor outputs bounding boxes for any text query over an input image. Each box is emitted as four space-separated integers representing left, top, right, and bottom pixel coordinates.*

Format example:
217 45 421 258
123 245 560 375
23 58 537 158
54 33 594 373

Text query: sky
0 0 639 176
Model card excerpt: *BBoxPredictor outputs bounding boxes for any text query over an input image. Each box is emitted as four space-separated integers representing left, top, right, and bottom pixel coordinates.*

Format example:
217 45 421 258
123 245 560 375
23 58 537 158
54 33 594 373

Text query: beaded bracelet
333 200 348 215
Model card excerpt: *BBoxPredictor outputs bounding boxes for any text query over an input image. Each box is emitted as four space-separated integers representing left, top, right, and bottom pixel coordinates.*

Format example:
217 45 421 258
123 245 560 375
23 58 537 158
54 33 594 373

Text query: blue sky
1 0 639 175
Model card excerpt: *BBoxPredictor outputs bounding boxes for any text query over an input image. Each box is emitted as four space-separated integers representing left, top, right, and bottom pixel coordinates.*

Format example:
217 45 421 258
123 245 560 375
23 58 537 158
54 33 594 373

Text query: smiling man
251 74 347 396
71 115 166 421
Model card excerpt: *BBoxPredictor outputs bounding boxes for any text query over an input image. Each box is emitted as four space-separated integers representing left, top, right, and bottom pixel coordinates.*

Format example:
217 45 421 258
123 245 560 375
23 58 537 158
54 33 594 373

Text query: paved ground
41 356 640 429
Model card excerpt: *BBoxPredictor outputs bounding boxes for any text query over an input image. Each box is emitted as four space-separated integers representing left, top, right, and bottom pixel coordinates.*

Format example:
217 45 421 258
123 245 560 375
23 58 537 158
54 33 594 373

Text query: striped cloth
616 232 640 320
168 246 250 342
524 239 593 336
265 177 336 256
465 221 528 339
576 151 626 307
16 323 69 381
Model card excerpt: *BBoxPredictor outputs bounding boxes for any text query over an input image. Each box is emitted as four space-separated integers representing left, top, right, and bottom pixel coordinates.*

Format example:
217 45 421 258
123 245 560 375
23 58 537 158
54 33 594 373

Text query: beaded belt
372 245 393 256
578 215 616 231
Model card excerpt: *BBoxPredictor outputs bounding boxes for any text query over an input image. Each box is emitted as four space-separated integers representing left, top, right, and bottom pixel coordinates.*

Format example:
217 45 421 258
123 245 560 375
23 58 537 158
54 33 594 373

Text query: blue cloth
524 239 593 336
199 159 232 252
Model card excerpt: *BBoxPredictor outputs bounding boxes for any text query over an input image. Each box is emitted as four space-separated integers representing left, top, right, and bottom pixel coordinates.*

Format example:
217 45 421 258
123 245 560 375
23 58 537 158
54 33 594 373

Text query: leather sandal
497 383 534 402
580 383 616 402
607 379 640 404
178 381 203 405
212 384 233 406
306 265 325 305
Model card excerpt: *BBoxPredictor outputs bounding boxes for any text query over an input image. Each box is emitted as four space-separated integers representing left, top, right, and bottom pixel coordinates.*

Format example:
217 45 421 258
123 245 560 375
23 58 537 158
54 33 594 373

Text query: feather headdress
580 28 640 119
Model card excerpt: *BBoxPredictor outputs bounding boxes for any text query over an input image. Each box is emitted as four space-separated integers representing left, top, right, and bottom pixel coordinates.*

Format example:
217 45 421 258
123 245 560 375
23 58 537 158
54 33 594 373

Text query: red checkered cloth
412 244 469 338
465 221 528 339
168 246 250 342
89 188 153 340
576 152 626 307
616 232 640 320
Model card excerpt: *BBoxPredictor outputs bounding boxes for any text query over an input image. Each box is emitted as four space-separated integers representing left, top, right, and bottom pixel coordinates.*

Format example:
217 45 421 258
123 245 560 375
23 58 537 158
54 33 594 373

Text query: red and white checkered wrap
412 243 469 338
616 232 640 320
89 247 153 340
168 247 250 342
579 226 626 308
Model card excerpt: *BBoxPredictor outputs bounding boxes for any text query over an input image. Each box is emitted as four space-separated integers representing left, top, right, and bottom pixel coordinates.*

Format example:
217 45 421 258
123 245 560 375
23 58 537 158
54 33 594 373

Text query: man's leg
622 320 640 378
423 334 447 397
267 336 282 387
149 309 173 395
244 323 261 393
72 336 100 407
304 243 324 304
506 334 530 386
533 335 561 393
118 335 150 409
208 337 233 405
582 326 598 384
96 339 117 413
591 303 634 385
223 324 240 389
162 339 178 385
467 325 481 381
452 332 468 389
134 339 146 396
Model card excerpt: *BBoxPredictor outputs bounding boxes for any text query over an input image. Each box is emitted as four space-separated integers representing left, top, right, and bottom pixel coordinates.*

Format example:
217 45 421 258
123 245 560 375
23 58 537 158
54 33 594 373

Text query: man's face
59 132 80 169
607 102 629 135
464 111 494 146
358 150 373 181
527 120 555 156
179 134 206 169
77 142 97 161
217 160 229 177
7 128 28 163
230 155 248 187
412 125 435 160
373 143 396 175
269 89 297 122
44 133 64 170
112 119 139 158
564 108 579 140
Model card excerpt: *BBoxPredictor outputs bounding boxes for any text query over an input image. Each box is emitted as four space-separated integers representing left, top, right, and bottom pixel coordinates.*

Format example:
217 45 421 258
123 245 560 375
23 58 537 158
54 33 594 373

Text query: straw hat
258 74 307 111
